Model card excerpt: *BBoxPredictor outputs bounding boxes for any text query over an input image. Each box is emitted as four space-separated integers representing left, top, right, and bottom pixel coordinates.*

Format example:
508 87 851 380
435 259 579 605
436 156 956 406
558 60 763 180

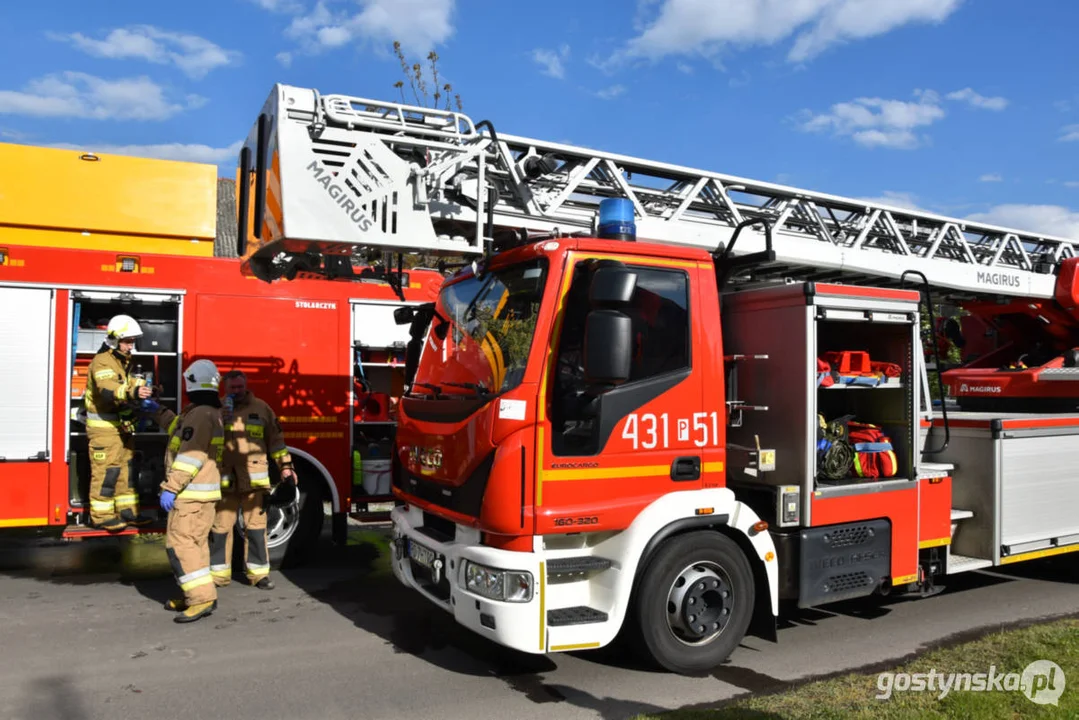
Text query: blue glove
140 397 161 413
160 490 176 513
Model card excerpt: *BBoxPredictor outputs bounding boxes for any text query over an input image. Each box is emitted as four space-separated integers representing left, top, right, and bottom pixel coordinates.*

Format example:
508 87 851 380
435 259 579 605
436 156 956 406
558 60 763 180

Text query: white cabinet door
352 302 410 348
0 287 53 461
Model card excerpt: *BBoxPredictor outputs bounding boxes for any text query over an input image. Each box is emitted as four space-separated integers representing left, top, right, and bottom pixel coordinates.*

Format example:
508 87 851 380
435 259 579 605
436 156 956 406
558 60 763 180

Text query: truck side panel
0 285 55 527
810 484 920 586
191 291 351 504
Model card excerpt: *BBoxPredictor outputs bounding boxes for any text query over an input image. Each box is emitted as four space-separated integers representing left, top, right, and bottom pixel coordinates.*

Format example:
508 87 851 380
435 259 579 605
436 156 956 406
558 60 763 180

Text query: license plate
408 539 437 569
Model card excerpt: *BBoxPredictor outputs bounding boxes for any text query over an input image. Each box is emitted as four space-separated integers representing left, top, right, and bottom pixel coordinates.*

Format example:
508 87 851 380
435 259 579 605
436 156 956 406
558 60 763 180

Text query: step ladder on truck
234 83 1079 674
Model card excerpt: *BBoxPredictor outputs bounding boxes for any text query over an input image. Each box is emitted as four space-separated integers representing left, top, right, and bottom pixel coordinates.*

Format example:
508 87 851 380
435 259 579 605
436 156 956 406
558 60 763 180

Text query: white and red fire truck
244 83 1077 673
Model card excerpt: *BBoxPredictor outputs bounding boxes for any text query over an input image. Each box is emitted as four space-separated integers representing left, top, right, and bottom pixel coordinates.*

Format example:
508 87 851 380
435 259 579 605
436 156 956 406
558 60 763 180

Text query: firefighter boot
175 601 216 623
165 597 218 612
87 432 127 531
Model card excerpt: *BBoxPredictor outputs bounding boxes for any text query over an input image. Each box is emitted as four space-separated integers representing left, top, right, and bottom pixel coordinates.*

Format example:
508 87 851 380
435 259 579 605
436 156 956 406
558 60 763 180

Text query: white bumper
390 505 548 655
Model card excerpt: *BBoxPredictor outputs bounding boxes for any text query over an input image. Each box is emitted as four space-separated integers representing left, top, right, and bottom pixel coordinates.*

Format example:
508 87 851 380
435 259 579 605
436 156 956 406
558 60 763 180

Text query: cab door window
549 262 691 456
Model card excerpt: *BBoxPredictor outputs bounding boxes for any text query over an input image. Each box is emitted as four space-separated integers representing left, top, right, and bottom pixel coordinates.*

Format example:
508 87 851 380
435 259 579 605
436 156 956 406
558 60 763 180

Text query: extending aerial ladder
238 84 1079 409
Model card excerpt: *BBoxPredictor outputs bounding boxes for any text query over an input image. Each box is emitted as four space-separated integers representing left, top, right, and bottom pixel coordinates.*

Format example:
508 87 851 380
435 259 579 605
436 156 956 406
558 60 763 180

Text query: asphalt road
0 526 1077 720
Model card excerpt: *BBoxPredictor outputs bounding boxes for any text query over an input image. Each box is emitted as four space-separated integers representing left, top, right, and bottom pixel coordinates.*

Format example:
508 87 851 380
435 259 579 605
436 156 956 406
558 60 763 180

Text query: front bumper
390 505 547 654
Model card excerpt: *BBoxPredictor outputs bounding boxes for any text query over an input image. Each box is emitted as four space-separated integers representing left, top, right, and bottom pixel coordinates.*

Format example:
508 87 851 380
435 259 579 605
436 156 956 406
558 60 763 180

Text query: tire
631 530 755 675
265 461 325 568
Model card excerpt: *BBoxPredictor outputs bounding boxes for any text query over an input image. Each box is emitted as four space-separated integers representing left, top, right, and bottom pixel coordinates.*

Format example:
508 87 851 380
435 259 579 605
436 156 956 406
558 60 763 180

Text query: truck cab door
535 253 712 534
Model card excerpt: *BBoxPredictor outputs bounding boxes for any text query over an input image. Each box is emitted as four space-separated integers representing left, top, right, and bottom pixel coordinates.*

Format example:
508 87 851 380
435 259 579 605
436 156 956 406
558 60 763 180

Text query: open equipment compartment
349 297 414 510
67 289 182 519
721 281 922 524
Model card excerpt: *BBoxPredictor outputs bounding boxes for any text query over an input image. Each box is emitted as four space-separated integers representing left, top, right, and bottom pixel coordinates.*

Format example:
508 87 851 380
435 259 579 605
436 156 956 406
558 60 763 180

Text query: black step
547 556 612 575
62 523 166 539
547 606 608 627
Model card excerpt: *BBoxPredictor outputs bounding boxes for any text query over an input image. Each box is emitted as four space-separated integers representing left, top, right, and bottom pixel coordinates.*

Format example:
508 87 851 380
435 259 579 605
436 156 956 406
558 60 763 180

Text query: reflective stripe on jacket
85 348 136 431
221 391 291 493
153 404 224 503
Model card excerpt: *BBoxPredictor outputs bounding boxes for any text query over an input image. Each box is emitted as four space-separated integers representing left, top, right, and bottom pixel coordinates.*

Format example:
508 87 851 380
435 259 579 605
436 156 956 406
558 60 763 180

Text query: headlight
464 561 533 603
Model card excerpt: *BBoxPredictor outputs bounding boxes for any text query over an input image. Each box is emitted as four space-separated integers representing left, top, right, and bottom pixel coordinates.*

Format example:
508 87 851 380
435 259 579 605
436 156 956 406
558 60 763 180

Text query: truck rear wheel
266 462 325 568
632 530 755 674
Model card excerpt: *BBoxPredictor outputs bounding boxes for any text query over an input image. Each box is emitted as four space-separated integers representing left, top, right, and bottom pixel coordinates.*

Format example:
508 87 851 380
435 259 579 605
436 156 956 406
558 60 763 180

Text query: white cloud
50 26 240 79
979 173 1003 183
799 86 1010 149
533 45 570 79
0 72 204 121
798 89 945 149
606 0 963 67
946 87 1008 111
857 191 925 212
1060 124 1079 142
1064 181 1079 189
596 84 627 100
248 0 303 12
966 204 1079 239
284 0 455 56
276 51 293 67
48 139 243 166
676 62 693 74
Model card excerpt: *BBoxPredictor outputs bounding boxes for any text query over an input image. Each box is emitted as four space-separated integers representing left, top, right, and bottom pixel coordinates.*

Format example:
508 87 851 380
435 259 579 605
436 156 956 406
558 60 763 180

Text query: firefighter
84 314 155 530
141 358 225 623
210 370 296 590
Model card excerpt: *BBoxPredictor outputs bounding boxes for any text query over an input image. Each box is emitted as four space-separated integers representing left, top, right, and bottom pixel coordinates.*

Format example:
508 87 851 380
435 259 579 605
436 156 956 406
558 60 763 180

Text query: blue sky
2 0 1078 237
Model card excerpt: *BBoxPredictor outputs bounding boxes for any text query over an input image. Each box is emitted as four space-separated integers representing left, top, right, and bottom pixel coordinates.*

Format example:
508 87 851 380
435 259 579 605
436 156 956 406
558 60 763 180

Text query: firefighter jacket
151 404 225 503
84 348 141 434
221 391 292 493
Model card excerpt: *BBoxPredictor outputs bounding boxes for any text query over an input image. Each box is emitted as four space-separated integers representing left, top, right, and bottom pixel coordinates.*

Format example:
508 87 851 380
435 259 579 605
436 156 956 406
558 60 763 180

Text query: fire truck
235 84 1079 673
0 141 445 565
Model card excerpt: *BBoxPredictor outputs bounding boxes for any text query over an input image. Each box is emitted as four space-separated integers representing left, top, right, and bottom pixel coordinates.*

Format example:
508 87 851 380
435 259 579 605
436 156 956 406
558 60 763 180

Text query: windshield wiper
411 382 444 398
443 381 492 397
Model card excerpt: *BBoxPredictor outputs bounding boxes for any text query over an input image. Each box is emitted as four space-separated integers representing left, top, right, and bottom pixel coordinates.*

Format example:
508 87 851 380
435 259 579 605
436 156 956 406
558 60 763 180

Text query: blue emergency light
597 197 636 241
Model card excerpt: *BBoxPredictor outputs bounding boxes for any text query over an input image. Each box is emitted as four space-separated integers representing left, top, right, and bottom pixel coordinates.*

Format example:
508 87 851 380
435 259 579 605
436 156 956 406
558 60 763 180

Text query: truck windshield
411 257 548 398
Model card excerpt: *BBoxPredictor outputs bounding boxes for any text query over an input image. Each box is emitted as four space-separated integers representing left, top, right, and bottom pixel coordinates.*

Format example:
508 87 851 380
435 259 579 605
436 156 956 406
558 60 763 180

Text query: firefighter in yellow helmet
140 358 225 623
84 314 155 530
210 370 296 590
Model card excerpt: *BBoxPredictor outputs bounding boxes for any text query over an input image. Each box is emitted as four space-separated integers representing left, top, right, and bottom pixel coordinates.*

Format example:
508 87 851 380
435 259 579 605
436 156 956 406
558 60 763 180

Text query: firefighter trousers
87 429 138 527
209 490 270 585
165 499 218 606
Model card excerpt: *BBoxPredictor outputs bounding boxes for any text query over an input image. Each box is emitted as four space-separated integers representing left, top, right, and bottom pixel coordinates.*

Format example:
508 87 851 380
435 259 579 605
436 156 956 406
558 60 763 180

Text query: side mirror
590 266 636 306
583 309 632 385
394 306 416 325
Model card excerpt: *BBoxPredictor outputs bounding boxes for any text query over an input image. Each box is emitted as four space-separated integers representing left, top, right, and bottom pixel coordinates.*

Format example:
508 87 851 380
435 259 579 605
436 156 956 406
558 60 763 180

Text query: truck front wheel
632 530 755 674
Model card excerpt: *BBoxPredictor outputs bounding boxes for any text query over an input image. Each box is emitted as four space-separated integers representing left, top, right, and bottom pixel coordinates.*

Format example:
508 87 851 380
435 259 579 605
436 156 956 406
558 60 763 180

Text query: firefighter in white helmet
140 358 225 623
84 314 155 530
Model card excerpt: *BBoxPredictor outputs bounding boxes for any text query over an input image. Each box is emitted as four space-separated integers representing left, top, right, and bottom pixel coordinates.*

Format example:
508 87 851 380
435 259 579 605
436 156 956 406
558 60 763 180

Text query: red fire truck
238 83 1079 674
0 141 444 565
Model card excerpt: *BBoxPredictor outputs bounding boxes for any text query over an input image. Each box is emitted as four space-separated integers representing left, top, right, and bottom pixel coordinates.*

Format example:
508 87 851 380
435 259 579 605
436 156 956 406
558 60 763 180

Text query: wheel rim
666 561 734 646
265 502 299 549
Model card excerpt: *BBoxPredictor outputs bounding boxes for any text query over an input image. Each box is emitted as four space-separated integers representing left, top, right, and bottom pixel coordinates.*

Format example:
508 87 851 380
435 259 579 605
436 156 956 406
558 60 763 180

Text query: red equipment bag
847 421 898 478
817 358 838 387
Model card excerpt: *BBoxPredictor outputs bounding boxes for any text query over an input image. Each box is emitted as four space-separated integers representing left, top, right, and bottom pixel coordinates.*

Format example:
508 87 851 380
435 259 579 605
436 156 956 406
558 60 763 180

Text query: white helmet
105 315 143 348
183 359 221 393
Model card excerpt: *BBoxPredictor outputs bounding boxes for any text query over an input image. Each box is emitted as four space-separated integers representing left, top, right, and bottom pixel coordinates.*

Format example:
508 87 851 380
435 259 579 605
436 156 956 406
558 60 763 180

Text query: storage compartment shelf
820 380 904 390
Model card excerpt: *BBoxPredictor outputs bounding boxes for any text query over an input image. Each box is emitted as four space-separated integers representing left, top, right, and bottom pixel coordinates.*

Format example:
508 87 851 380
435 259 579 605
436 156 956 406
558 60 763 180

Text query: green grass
636 616 1079 719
